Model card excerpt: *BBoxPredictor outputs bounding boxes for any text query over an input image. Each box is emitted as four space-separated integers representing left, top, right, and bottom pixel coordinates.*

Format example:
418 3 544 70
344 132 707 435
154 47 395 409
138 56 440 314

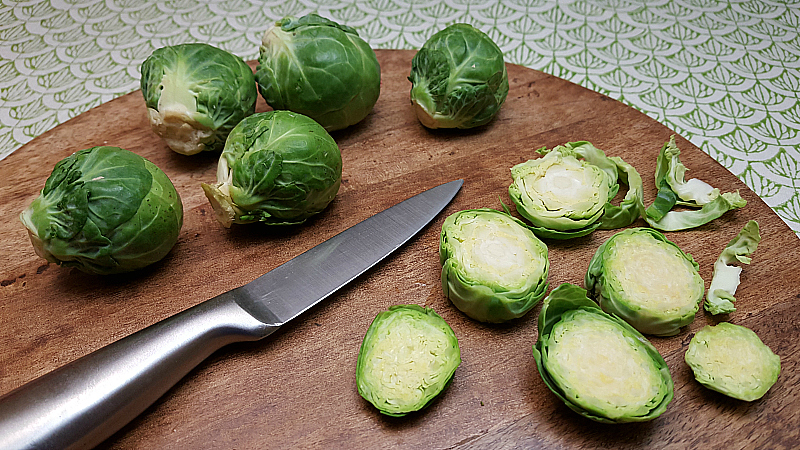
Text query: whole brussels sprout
141 43 257 155
440 209 548 323
20 146 183 275
356 305 461 417
533 283 674 423
685 322 780 401
201 111 342 227
409 23 508 129
585 228 704 336
255 14 381 131
509 142 643 240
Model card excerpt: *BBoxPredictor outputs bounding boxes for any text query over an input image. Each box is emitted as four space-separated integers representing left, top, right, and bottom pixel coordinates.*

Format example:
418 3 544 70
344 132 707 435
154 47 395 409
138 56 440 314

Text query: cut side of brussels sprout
20 146 183 275
409 23 508 129
533 284 673 423
141 43 257 155
585 228 704 336
255 14 381 131
356 305 461 417
201 110 342 227
509 142 643 240
705 220 761 315
440 209 548 323
685 323 780 401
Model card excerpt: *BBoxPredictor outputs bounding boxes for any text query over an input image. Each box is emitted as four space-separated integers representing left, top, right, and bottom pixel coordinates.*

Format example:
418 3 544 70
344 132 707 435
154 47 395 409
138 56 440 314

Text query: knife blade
0 179 463 450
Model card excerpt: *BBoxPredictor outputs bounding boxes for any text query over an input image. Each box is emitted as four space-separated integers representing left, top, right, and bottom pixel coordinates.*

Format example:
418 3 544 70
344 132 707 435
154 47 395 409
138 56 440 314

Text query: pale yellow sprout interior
547 310 663 418
605 234 701 314
148 63 211 155
521 153 606 214
451 213 546 290
361 312 455 410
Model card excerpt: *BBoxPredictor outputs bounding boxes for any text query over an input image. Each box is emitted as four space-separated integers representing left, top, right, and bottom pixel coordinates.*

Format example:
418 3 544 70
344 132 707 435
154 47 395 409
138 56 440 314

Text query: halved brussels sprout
440 209 549 323
533 283 674 423
409 23 508 129
585 228 704 336
20 146 183 275
645 135 746 230
685 322 780 401
356 305 461 417
705 220 761 315
201 110 342 227
255 14 381 131
509 142 643 240
141 43 257 155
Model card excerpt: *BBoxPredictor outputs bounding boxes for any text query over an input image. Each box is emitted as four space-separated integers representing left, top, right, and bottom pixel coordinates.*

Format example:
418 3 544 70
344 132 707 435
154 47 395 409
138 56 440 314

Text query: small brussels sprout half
20 146 183 275
645 135 746 231
585 228 704 336
440 209 549 323
356 305 461 417
201 111 342 227
409 23 508 129
685 322 780 401
141 43 257 155
533 283 674 423
705 220 761 315
509 142 643 240
255 14 381 131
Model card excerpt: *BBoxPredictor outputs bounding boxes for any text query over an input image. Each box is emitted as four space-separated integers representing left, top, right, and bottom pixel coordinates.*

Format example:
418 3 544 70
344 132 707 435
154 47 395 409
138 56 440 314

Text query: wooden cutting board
1 50 798 449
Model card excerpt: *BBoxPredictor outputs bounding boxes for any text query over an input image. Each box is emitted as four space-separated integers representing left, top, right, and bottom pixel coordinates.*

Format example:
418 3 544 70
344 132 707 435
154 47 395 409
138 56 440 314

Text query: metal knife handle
0 292 277 450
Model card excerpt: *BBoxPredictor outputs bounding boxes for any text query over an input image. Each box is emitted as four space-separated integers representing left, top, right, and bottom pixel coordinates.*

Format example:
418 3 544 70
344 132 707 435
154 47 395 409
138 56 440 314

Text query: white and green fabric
1 0 798 235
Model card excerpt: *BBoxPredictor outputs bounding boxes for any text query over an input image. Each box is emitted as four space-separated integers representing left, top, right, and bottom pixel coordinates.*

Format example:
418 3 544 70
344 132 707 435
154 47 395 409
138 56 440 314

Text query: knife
0 179 463 450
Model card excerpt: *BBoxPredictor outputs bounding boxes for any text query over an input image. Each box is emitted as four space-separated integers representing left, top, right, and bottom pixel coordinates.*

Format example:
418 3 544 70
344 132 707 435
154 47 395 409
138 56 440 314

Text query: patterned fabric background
1 0 799 235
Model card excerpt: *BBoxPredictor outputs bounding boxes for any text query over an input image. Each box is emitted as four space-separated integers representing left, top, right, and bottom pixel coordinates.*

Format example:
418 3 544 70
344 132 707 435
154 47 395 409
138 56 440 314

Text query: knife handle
0 292 277 450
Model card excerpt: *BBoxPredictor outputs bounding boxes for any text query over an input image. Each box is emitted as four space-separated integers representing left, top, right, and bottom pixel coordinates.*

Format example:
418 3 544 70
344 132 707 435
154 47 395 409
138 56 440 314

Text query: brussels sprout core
685 323 780 401
356 305 460 417
440 209 549 323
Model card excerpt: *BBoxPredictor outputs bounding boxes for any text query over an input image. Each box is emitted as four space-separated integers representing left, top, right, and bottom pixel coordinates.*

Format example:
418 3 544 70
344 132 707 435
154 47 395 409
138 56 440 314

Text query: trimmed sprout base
685 323 780 401
356 305 461 417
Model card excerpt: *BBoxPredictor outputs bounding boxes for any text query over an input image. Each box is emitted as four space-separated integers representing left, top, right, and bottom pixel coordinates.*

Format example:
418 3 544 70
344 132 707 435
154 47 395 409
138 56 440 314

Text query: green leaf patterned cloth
1 0 798 236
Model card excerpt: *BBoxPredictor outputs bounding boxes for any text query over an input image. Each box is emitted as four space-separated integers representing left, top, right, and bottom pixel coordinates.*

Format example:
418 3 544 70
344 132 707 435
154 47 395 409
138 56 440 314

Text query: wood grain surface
1 50 798 449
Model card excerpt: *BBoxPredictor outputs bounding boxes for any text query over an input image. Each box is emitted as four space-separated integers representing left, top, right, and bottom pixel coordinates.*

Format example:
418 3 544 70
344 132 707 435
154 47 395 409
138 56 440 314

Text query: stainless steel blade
0 179 463 450
233 178 464 326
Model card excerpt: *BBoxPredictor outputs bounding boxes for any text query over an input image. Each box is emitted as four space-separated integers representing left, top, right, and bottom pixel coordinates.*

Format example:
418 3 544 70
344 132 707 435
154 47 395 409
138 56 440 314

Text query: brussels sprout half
533 284 674 423
141 43 257 155
20 146 183 275
440 209 549 323
409 23 508 129
255 14 381 131
585 228 704 336
685 322 780 401
509 142 643 240
201 111 342 227
356 305 461 417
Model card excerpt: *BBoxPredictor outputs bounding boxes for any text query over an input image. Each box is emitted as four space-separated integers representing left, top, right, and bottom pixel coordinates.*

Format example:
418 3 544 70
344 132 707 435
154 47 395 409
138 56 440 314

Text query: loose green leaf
705 220 761 315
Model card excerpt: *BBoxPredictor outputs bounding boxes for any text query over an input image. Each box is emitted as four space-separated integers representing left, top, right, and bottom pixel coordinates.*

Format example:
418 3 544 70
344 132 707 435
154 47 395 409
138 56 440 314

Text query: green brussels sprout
409 23 508 129
585 228 704 336
645 135 746 231
685 322 780 401
141 43 257 155
533 283 674 423
255 14 381 132
201 111 342 227
356 305 461 417
440 209 548 323
508 142 643 240
20 146 183 275
705 220 761 315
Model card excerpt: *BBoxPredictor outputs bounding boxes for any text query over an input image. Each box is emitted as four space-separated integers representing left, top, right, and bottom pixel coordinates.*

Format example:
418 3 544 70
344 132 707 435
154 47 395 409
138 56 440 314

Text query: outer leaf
705 220 761 315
